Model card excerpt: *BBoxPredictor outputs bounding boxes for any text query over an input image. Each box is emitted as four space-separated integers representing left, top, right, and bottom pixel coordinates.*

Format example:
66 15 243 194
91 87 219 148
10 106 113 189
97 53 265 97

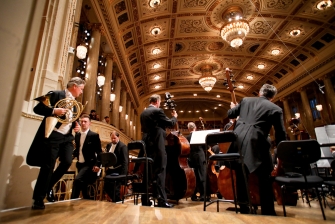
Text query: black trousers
189 150 206 197
235 162 276 215
71 162 97 199
33 131 73 201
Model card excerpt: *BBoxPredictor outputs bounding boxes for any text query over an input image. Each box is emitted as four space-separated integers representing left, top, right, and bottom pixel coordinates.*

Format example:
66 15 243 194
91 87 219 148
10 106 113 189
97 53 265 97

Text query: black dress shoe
158 201 174 208
46 190 55 202
32 200 45 209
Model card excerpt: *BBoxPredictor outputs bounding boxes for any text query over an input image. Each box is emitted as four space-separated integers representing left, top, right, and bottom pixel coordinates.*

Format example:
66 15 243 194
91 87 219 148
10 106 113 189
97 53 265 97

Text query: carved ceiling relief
266 0 294 9
188 41 208 51
171 70 194 78
115 1 127 14
250 20 277 35
182 0 209 8
207 42 225 51
180 19 210 33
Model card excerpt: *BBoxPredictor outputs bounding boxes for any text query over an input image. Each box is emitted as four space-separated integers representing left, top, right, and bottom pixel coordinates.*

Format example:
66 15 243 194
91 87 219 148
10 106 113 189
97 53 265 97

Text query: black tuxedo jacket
27 90 77 167
105 141 128 175
227 96 287 173
73 130 102 167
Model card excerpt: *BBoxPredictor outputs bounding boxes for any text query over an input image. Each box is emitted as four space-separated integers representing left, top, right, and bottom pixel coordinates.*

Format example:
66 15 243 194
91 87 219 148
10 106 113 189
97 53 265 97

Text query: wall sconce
97 75 105 87
110 93 115 102
130 121 133 125
76 44 88 59
119 106 123 113
125 114 128 120
295 113 300 119
316 104 323 111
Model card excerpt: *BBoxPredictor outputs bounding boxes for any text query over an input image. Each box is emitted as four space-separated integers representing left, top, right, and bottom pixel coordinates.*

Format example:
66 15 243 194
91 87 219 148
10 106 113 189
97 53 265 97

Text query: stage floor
1 195 335 224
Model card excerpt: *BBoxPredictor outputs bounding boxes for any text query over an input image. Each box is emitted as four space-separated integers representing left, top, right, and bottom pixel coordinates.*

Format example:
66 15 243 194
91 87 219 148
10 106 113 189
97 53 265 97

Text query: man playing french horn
27 77 86 209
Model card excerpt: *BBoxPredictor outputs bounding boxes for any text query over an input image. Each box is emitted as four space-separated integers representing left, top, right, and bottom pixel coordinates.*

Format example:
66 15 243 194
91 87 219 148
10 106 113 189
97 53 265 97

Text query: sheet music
189 129 220 145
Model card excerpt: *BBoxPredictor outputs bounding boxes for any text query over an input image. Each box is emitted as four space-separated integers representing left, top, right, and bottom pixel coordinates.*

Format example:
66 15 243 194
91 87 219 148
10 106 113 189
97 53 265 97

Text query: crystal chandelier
220 7 249 48
199 65 216 92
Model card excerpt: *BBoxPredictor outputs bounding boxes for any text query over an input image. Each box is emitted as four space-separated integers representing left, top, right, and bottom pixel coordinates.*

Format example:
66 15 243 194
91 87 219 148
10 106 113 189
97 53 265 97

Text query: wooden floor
1 195 335 224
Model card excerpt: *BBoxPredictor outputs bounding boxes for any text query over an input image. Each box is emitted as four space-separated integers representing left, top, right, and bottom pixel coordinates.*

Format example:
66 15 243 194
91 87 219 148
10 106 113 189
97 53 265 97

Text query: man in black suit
137 94 177 208
186 122 206 201
71 114 102 199
227 84 287 215
104 131 128 202
27 77 86 209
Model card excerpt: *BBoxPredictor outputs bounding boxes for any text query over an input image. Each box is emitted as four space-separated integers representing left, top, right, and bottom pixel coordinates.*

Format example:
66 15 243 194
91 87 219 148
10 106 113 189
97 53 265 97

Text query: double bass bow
164 92 196 202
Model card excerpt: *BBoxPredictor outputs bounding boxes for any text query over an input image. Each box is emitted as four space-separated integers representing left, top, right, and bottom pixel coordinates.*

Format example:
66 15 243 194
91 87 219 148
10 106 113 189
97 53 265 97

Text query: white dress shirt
78 129 89 163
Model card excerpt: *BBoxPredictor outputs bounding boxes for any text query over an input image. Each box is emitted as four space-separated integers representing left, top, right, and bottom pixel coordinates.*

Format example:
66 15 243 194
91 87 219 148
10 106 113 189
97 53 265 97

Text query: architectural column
298 88 316 139
126 100 131 136
82 23 102 114
130 108 134 139
281 98 294 140
101 54 113 122
112 74 121 128
119 89 127 133
323 75 335 123
66 0 83 80
133 114 137 140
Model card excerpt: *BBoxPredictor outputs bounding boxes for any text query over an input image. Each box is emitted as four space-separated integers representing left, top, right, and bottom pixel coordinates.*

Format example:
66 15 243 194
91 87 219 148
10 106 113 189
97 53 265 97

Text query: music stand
189 129 220 210
101 152 117 168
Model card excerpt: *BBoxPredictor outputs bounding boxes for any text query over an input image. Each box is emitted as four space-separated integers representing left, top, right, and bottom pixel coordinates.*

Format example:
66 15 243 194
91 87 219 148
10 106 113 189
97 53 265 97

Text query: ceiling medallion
199 64 217 92
271 49 280 55
153 63 160 69
220 6 250 48
149 0 161 8
151 27 161 35
154 75 160 80
289 29 301 36
238 84 244 89
316 0 333 10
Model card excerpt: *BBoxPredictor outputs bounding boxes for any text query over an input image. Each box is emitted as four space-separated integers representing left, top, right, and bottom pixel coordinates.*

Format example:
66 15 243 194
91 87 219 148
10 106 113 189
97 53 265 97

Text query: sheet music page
189 129 220 145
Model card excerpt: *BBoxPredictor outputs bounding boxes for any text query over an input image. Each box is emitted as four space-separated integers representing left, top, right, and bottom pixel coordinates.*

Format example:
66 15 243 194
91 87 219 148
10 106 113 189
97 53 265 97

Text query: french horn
34 94 87 138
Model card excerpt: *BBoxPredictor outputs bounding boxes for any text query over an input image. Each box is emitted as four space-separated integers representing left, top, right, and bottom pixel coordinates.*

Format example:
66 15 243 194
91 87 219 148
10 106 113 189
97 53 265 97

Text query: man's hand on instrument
54 108 69 116
230 102 237 109
172 110 178 118
92 166 100 172
73 121 81 132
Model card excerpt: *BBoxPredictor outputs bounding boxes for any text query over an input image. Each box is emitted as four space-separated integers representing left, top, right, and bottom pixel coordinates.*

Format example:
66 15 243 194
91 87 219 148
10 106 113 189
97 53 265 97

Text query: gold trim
21 112 43 121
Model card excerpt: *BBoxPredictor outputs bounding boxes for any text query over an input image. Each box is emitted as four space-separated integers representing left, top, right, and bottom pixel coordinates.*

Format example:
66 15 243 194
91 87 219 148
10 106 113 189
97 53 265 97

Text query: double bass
164 92 196 202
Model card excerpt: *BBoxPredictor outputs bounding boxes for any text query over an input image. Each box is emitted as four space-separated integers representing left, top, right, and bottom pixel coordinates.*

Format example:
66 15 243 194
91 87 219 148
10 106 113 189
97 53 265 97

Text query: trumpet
34 94 87 138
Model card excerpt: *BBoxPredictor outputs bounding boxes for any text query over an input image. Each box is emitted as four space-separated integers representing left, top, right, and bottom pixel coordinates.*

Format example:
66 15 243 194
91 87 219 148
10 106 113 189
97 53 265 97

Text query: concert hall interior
1 0 335 223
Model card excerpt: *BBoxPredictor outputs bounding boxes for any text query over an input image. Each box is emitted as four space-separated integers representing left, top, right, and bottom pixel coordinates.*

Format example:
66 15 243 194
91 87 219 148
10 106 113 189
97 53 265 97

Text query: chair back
277 140 321 174
128 140 146 156
205 131 237 145
100 152 117 168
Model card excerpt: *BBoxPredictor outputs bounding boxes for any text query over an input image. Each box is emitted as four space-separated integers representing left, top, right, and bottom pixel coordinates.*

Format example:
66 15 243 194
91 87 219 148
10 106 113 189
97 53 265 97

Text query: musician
186 122 206 201
137 94 177 208
223 119 234 131
227 84 287 215
104 131 128 202
27 77 86 209
71 114 102 199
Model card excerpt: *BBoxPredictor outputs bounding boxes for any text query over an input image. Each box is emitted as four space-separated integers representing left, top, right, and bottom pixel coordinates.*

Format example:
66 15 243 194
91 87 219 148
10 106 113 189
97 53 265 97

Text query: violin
164 92 196 201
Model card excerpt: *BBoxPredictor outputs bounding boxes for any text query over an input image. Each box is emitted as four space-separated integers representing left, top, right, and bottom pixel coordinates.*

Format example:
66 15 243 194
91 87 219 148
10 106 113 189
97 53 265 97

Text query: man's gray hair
149 94 161 103
259 84 277 99
187 122 196 130
67 77 86 88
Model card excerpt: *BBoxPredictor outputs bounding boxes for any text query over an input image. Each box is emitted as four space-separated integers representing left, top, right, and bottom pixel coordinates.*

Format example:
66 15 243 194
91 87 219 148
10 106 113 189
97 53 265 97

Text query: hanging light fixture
76 44 88 59
119 106 123 112
97 75 105 87
220 7 250 48
199 64 216 92
110 93 115 102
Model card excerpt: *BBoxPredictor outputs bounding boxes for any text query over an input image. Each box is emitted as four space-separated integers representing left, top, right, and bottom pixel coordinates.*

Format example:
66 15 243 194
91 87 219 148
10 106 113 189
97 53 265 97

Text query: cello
164 92 196 202
217 68 261 205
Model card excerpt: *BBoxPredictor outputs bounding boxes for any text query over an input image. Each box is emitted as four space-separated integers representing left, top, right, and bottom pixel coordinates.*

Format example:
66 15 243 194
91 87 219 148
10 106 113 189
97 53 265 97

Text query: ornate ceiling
86 0 335 119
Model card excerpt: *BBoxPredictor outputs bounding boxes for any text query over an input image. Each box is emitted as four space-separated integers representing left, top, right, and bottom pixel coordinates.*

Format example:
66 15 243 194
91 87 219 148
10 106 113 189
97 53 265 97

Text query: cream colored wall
0 0 46 210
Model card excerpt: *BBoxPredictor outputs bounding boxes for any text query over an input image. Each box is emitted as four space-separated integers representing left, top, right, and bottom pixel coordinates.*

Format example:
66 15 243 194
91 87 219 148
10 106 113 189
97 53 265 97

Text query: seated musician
71 114 102 200
104 131 128 202
186 122 207 201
